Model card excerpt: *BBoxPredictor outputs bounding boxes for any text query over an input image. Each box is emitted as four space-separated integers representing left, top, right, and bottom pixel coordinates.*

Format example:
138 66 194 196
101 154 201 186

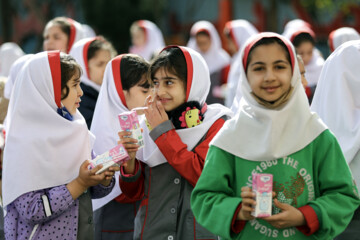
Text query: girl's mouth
263 86 279 93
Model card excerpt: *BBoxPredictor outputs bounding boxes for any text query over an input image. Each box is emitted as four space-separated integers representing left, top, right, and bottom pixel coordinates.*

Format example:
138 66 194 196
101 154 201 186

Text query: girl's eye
275 65 286 70
253 67 264 71
142 90 149 94
166 81 173 85
153 80 159 85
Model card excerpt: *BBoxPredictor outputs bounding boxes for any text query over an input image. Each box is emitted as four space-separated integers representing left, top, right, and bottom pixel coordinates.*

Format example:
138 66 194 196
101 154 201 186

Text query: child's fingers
89 164 103 175
241 190 255 199
118 131 132 138
156 100 166 117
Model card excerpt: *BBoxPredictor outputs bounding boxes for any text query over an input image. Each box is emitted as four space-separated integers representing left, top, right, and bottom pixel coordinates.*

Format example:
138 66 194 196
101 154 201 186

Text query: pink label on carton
252 173 273 218
118 111 144 148
90 144 130 174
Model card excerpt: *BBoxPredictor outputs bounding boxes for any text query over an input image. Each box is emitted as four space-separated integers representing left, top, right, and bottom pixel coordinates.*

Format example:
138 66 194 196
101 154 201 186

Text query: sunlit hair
60 53 82 99
149 47 187 91
120 54 150 90
245 37 291 73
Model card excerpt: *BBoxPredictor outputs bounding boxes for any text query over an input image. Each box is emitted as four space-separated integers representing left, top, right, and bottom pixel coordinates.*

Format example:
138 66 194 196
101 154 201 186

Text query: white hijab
69 37 101 91
82 24 96 38
137 46 233 167
66 18 85 53
2 51 93 207
4 54 33 99
211 33 327 161
328 27 360 52
90 55 131 210
0 42 25 77
187 21 231 74
224 20 258 108
311 40 360 164
129 20 165 61
283 26 324 87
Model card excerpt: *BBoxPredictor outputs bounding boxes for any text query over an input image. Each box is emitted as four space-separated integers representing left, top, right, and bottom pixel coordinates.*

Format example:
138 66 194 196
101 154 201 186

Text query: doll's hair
43 17 71 38
246 37 291 73
149 47 187 91
120 54 150 90
292 32 315 48
60 53 82 100
87 36 117 62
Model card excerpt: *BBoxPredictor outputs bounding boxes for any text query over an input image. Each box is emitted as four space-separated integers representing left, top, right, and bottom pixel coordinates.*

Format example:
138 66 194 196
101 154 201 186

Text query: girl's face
153 67 186 112
225 35 238 56
88 49 112 85
131 28 146 48
246 43 292 103
298 59 308 88
43 24 69 53
196 34 211 53
61 72 83 115
295 41 313 65
123 74 151 110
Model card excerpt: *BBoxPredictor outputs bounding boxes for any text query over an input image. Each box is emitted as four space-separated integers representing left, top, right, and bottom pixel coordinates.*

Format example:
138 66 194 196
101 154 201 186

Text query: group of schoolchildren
0 16 359 240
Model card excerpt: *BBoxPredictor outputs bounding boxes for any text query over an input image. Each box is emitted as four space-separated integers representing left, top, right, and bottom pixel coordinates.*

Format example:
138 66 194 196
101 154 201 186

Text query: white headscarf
4 54 33 99
311 40 360 164
69 37 101 91
224 20 258 108
187 21 231 74
0 42 25 77
283 25 324 87
211 33 327 161
2 51 93 207
65 18 85 53
137 46 233 167
129 20 165 61
282 19 312 34
90 55 131 210
328 27 360 52
82 24 96 38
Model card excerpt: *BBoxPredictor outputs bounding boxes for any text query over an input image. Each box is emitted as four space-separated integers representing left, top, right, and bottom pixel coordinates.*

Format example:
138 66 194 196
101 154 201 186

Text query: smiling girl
118 46 233 239
2 51 117 240
191 33 360 240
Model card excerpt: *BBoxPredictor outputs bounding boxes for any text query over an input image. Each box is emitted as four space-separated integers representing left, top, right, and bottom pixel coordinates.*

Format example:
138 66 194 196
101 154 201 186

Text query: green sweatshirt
191 130 360 240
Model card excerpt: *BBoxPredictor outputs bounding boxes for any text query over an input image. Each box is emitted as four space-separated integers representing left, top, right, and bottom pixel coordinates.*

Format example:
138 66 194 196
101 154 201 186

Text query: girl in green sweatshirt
191 32 360 240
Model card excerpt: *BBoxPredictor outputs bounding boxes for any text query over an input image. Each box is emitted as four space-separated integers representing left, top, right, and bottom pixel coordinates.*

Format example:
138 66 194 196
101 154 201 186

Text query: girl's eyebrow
73 78 81 83
153 76 177 80
250 60 289 66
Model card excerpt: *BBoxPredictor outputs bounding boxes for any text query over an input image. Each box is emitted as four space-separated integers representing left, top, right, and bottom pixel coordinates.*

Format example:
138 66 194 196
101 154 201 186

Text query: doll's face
88 49 111 86
152 67 186 112
43 24 69 53
61 71 83 115
246 43 292 103
185 109 202 128
296 41 313 65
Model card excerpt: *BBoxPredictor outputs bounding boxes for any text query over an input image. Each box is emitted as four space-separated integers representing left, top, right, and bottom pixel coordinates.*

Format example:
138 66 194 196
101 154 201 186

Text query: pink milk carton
118 111 144 149
90 143 130 174
251 173 273 218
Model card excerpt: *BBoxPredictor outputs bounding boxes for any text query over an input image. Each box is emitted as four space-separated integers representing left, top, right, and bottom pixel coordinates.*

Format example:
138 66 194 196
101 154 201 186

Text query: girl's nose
264 69 275 82
155 84 165 96
78 85 83 97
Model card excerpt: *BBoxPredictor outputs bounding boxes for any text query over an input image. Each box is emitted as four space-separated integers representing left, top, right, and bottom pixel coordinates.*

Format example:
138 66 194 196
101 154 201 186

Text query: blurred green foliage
300 0 360 14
